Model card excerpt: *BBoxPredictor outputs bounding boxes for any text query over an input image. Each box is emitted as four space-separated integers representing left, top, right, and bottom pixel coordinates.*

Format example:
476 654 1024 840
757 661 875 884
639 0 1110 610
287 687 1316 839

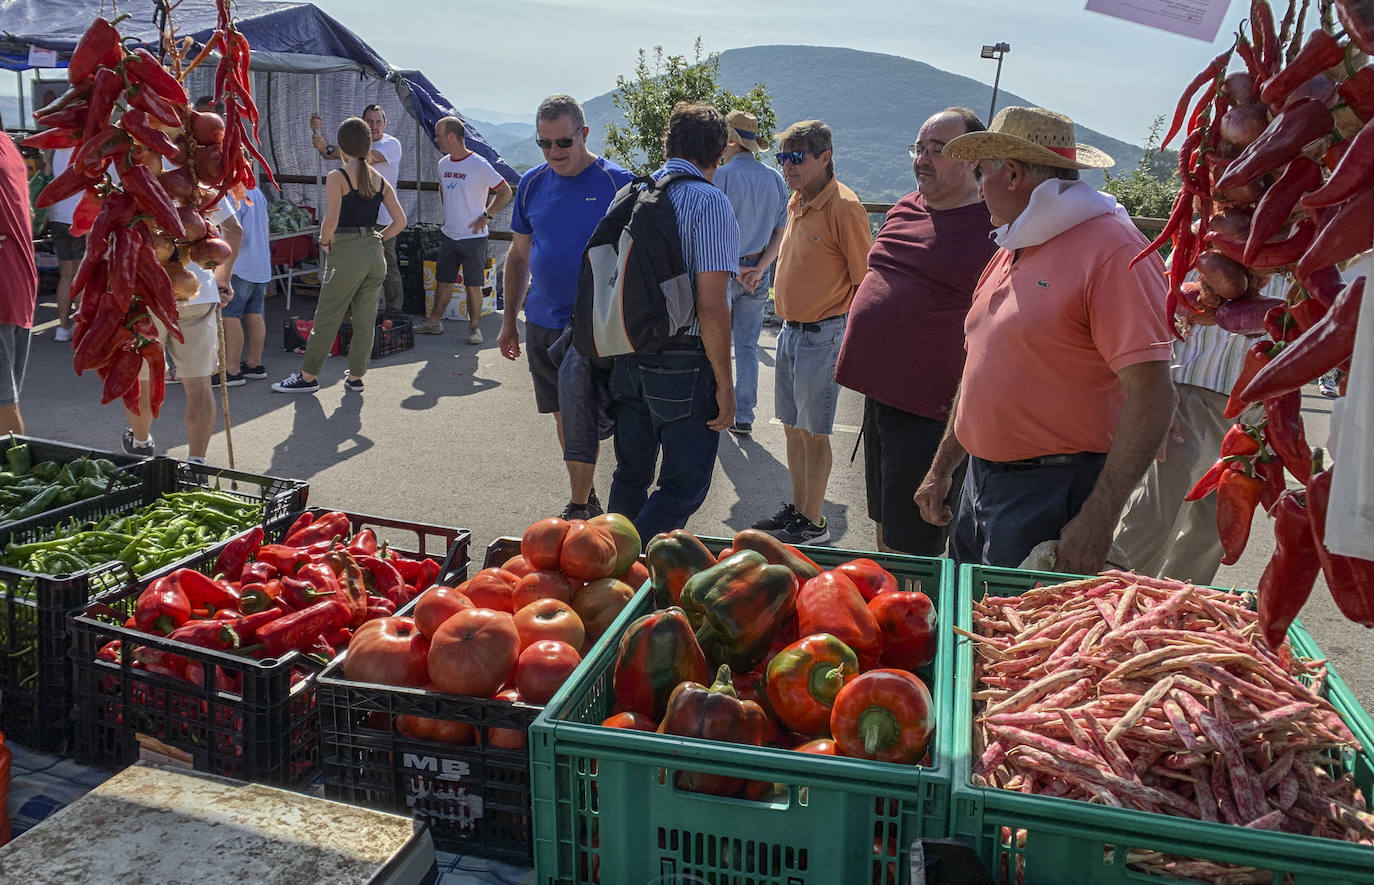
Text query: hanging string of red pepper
1148 0 1374 645
24 3 274 418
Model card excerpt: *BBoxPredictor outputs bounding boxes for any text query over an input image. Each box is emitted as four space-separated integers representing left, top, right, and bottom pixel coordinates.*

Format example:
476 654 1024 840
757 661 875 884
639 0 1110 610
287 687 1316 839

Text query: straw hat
944 106 1114 170
725 110 767 152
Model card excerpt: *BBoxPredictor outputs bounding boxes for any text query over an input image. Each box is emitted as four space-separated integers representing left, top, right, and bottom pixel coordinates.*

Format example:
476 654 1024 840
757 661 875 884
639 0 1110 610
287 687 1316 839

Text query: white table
268 225 321 310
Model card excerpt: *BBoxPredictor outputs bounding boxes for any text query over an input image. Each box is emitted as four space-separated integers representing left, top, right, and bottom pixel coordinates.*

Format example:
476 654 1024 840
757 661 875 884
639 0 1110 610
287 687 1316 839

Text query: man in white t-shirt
419 116 512 344
46 148 86 341
310 103 405 311
123 200 242 463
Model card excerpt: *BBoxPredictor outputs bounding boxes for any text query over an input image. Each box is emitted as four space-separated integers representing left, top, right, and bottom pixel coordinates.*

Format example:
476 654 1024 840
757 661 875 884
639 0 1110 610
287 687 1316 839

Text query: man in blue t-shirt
500 94 634 519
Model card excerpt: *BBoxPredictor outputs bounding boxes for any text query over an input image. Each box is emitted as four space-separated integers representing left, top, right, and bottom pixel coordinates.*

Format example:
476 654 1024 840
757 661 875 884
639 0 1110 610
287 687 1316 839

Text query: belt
740 251 763 262
335 226 375 235
783 314 846 333
983 452 1107 472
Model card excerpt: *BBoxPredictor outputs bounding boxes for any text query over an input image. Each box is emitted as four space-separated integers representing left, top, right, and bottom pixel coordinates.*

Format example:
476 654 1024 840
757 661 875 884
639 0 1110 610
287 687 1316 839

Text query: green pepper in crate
6 443 31 474
681 550 799 673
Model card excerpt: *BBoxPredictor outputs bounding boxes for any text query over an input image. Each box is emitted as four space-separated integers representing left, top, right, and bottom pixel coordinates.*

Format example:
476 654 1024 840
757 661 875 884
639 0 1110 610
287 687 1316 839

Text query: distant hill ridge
492 44 1144 201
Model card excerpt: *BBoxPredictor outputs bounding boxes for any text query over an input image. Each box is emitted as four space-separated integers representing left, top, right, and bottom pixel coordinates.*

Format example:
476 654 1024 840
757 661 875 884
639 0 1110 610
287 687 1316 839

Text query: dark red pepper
134 244 182 340
170 568 241 612
1226 340 1278 419
280 575 332 611
216 526 264 582
1338 64 1374 120
124 48 190 105
82 67 124 138
1243 276 1364 403
119 163 186 239
119 108 183 161
1263 391 1313 483
125 82 184 129
1260 30 1346 106
1256 454 1287 512
35 160 98 209
1217 460 1265 565
1256 488 1322 648
69 187 102 237
34 79 93 118
97 348 143 404
1214 98 1334 191
1301 118 1374 208
357 554 407 607
133 576 192 635
1209 216 1316 269
253 599 349 658
1306 456 1374 626
1244 158 1323 263
66 16 124 84
140 341 166 419
1297 188 1374 277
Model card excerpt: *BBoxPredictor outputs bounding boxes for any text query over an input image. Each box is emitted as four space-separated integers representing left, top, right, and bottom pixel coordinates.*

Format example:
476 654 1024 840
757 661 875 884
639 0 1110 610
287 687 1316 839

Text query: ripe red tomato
341 617 431 687
380 319 394 331
397 714 476 745
559 521 619 581
456 567 521 613
621 560 649 590
601 711 657 731
586 512 642 578
513 597 585 651
501 554 536 579
515 639 582 704
412 586 474 639
428 608 520 697
522 518 571 571
868 591 937 671
571 577 636 646
511 569 576 611
486 688 528 749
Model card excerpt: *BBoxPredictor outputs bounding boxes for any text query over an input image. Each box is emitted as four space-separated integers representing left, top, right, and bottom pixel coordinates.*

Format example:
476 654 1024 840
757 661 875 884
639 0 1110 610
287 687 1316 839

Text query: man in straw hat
714 109 789 437
913 106 1176 574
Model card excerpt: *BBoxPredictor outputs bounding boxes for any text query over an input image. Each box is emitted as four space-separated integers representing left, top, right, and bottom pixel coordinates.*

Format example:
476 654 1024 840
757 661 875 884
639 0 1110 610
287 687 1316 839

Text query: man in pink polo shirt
914 107 1176 574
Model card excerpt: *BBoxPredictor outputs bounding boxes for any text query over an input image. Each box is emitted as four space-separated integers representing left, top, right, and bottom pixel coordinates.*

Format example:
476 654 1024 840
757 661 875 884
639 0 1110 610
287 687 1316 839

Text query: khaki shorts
145 302 219 380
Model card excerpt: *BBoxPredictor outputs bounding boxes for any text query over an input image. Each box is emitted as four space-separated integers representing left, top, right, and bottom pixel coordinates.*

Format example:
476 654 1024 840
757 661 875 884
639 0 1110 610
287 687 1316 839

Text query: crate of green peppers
0 458 307 752
0 434 149 531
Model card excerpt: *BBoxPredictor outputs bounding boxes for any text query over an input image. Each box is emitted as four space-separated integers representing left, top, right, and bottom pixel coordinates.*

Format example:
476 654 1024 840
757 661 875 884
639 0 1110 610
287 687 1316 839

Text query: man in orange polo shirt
914 107 1176 574
752 120 872 545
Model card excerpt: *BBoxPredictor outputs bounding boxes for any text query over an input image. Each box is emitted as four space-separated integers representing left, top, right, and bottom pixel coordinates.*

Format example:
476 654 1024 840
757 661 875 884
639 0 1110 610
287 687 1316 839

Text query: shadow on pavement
265 389 371 480
401 344 498 411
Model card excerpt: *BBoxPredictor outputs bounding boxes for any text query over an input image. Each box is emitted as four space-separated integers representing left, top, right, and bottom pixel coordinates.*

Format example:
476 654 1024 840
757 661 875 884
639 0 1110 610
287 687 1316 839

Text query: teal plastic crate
951 563 1374 884
530 539 954 885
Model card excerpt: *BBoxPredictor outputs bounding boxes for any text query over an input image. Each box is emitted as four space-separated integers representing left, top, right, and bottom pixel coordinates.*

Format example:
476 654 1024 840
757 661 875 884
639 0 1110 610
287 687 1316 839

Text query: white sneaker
54 325 72 342
467 327 484 345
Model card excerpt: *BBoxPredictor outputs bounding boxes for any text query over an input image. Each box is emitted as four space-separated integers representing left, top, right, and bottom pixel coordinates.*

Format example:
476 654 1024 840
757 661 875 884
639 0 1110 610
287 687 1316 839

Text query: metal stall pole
415 112 423 224
16 71 25 129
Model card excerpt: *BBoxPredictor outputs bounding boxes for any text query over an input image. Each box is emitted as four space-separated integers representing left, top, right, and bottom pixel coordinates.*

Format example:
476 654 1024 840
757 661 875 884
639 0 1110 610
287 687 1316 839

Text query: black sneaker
240 362 268 380
211 371 245 388
121 429 155 456
586 488 604 518
344 373 364 392
728 421 752 436
775 512 831 546
272 372 319 394
752 502 799 533
560 501 593 520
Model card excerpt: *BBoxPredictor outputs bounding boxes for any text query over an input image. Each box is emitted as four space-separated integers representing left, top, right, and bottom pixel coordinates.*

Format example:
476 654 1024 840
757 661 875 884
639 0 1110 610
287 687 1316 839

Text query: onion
1178 281 1207 312
151 235 176 264
176 206 207 243
158 167 196 205
1217 296 1284 334
164 262 201 300
1208 208 1252 241
1213 177 1266 208
1223 73 1256 106
1195 249 1250 300
1283 75 1336 109
187 237 232 269
189 111 225 147
194 145 224 184
1219 103 1271 150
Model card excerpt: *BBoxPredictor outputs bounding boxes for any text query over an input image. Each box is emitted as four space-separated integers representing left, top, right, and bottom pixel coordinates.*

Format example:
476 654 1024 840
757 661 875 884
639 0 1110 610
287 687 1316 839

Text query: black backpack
572 171 702 358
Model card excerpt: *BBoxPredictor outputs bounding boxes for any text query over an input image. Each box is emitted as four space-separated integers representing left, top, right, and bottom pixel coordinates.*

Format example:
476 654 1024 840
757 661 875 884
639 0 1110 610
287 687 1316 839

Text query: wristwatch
482 210 493 219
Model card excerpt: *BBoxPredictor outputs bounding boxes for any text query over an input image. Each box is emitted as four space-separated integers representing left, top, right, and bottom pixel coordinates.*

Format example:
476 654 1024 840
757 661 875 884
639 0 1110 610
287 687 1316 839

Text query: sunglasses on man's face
535 132 581 150
776 149 823 166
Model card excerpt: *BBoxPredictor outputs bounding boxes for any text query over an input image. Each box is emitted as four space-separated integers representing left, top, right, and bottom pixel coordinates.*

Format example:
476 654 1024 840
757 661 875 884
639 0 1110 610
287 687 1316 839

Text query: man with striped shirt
607 102 741 537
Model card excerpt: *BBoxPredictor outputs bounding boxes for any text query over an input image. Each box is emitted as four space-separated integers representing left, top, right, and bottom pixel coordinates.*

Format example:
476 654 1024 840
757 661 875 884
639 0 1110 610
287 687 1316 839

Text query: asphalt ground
19 286 1373 714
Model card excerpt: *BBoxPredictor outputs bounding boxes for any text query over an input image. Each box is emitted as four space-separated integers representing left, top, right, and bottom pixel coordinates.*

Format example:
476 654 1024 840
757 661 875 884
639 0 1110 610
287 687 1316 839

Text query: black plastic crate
0 460 307 752
316 669 541 862
339 315 414 360
69 509 468 785
0 433 150 534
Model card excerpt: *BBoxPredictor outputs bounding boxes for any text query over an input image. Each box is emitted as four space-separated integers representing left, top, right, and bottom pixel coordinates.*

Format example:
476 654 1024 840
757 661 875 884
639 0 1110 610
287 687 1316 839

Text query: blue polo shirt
510 156 634 329
712 152 788 258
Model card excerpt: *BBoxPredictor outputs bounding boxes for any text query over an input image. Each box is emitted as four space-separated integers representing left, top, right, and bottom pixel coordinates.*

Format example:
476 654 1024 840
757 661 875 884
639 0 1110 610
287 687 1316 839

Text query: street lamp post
980 42 1011 122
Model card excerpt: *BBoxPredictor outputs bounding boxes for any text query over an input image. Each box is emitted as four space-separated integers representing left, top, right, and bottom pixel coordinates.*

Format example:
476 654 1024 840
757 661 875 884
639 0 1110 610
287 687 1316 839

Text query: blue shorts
224 276 267 318
775 314 846 435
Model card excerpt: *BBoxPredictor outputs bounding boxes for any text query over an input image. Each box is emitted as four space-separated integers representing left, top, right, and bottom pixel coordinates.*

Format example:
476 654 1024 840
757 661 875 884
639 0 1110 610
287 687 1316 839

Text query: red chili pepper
1256 488 1322 648
35 161 98 209
119 108 183 161
1130 188 1193 269
1236 31 1266 82
1263 390 1312 483
125 48 190 105
1184 423 1263 500
356 554 407 607
231 607 286 643
1244 158 1323 263
215 526 264 582
255 544 307 575
1210 216 1316 269
282 512 314 540
1243 276 1364 403
67 16 124 84
285 510 351 547
1253 0 1279 74
1256 454 1286 511
1214 98 1334 191
134 576 192 636
1260 29 1347 106
1289 294 1328 330
1306 459 1374 626
170 568 241 612
167 620 242 652
97 348 143 404
347 528 379 557
82 66 125 137
1338 64 1374 120
21 128 83 150
1217 459 1265 565
33 102 91 131
253 599 349 658
119 163 185 239
1164 51 1231 149
1297 187 1374 277
141 340 166 419
134 245 182 341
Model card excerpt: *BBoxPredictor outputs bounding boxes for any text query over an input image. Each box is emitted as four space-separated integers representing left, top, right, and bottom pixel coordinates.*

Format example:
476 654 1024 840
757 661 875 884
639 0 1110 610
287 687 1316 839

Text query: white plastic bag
1325 251 1374 559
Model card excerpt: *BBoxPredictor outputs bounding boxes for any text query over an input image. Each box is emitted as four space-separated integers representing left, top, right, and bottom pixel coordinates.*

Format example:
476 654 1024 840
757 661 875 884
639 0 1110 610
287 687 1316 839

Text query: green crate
530 539 954 885
950 563 1374 884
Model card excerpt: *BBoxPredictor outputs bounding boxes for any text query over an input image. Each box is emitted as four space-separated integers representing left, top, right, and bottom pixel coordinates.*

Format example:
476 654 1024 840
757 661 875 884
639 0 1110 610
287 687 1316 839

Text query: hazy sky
332 0 1255 144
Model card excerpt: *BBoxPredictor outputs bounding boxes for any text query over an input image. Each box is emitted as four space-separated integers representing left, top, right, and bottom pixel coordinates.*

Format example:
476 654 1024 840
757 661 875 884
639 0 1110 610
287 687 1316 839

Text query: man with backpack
580 102 739 538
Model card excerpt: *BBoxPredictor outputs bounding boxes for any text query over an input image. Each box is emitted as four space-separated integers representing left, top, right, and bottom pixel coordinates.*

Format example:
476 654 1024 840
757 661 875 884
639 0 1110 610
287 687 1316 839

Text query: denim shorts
775 314 846 435
224 276 267 318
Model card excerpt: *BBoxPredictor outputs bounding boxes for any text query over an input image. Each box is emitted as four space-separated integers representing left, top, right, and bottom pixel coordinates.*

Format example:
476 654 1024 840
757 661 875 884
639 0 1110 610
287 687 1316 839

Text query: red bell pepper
282 511 314 540
170 568 240 612
241 561 278 583
322 551 369 627
681 550 800 673
255 544 307 575
829 669 936 764
133 576 191 635
611 606 710 721
657 664 771 796
348 528 379 557
167 620 242 652
132 647 189 681
1306 460 1374 626
215 526 263 582
285 510 350 547
796 570 884 670
1217 460 1265 565
868 591 938 672
253 599 349 658
765 633 860 736
356 554 407 607
1184 423 1263 500
832 558 899 602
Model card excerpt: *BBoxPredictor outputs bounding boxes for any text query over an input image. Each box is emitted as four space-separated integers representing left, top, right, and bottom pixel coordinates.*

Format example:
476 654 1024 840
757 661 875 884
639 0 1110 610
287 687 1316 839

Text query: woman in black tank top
274 117 406 394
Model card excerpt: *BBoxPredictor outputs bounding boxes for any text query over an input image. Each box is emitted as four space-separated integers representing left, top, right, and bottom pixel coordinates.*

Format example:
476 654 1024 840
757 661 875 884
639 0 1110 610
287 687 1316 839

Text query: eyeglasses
534 132 581 150
776 149 823 166
909 142 945 159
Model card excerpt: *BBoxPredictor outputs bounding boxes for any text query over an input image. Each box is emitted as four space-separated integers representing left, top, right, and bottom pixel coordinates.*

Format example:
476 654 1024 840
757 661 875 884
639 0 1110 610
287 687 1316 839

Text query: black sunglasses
534 132 581 150
775 149 824 166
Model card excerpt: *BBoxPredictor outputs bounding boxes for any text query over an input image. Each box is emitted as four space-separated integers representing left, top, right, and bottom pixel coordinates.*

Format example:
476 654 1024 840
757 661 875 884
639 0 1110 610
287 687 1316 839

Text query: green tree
605 38 775 175
1102 115 1181 219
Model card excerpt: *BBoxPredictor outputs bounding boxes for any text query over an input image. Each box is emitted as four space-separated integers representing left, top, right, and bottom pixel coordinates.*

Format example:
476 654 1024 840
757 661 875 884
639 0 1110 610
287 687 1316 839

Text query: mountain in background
459 107 534 126
493 45 1145 201
0 95 21 130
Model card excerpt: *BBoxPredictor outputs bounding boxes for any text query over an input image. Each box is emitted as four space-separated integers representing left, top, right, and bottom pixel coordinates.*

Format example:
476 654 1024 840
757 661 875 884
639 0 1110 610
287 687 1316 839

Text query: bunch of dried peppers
1150 0 1374 643
24 2 274 418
